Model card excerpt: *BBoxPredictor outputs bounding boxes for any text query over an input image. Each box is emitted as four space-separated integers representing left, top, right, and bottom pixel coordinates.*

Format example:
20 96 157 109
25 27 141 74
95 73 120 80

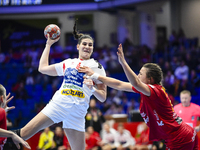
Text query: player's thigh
21 112 54 139
64 128 85 150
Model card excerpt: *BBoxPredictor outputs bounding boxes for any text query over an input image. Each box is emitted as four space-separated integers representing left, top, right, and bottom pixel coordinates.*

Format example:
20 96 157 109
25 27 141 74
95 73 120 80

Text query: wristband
5 107 8 113
91 87 96 93
90 73 99 80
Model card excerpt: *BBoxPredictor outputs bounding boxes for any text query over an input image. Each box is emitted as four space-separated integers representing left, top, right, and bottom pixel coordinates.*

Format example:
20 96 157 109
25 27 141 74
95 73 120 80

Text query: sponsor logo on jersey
63 84 83 92
61 89 85 98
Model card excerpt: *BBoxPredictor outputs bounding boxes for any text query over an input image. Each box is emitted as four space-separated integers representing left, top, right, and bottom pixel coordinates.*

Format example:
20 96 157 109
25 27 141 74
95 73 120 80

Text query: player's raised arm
38 34 60 76
117 44 150 96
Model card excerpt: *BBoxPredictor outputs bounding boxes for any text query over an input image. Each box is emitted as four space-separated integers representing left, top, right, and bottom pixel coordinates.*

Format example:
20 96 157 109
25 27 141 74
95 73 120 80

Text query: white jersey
53 58 106 106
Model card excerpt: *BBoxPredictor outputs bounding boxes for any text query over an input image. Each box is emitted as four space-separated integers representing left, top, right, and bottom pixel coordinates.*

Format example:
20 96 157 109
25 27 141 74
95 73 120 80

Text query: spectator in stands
174 60 189 90
162 61 172 75
87 126 101 140
185 53 196 71
107 89 121 105
189 69 200 89
100 122 117 150
174 90 200 132
104 102 119 115
163 70 175 95
85 98 105 133
37 127 54 150
52 126 69 150
114 123 135 150
170 56 179 72
151 140 166 150
130 122 152 150
85 126 101 150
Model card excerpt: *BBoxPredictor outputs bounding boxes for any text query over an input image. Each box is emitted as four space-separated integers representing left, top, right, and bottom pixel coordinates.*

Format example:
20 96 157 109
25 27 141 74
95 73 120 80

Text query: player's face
77 38 94 60
138 67 150 84
180 93 191 107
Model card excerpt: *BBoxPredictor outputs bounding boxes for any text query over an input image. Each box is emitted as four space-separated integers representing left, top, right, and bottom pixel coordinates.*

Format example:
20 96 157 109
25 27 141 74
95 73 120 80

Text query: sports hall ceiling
0 0 169 14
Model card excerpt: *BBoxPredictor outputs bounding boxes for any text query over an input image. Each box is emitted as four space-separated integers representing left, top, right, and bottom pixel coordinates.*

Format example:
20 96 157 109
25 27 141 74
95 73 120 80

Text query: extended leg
64 128 85 150
21 112 54 140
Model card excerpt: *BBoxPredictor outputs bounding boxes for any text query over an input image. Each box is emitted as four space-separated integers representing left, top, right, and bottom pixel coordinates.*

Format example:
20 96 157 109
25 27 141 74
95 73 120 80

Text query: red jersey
174 103 200 128
132 84 191 141
136 128 152 145
0 108 7 149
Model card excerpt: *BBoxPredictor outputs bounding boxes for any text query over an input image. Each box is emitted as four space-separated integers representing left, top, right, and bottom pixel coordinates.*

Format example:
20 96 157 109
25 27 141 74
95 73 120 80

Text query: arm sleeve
92 66 106 84
55 59 69 76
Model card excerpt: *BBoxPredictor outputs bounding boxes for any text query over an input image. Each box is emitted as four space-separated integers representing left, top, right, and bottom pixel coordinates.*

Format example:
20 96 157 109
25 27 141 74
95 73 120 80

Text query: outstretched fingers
12 134 31 149
117 43 126 64
6 93 14 104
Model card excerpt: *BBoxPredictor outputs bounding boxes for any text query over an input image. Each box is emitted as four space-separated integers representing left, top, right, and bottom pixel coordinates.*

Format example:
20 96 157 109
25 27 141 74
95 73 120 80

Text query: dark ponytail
72 19 94 44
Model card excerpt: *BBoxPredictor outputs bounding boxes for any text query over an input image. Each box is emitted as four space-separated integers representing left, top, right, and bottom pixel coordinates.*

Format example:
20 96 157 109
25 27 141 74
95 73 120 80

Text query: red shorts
165 122 199 150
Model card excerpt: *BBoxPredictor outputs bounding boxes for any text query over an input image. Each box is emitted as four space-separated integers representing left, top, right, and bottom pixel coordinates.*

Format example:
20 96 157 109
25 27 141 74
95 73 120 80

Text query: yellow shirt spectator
38 127 54 150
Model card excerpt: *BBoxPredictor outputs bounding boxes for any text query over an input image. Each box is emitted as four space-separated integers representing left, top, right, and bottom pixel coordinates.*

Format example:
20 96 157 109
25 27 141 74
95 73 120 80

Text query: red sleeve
0 108 7 145
0 108 6 126
132 84 155 96
132 86 140 93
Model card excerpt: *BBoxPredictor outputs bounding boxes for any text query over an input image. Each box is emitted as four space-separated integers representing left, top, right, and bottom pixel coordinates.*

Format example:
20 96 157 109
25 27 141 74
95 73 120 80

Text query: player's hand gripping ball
44 24 61 40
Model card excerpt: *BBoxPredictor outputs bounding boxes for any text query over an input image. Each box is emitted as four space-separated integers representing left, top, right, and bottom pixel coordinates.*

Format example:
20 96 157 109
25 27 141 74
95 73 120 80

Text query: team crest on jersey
71 69 77 75
64 68 84 87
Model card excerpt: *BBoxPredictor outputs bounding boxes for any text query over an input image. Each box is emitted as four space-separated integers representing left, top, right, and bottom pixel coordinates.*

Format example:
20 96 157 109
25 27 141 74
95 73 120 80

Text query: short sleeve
92 66 106 84
132 86 140 93
55 60 68 76
132 84 156 97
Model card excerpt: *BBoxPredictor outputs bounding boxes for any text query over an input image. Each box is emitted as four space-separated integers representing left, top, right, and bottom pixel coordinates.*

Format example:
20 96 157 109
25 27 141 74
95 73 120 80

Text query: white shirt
53 58 106 106
101 128 117 144
174 65 189 80
114 129 135 148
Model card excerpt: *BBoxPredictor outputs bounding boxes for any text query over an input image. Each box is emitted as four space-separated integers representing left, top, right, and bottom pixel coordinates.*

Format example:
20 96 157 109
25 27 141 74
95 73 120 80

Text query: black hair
143 63 163 85
72 19 94 44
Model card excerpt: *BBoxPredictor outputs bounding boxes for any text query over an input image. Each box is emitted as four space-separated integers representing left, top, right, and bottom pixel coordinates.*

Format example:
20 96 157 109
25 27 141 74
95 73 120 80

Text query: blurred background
1 0 200 149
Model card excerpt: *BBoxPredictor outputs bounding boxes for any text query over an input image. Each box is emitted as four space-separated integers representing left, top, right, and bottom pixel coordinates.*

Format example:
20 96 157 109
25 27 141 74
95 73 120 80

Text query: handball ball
44 24 61 40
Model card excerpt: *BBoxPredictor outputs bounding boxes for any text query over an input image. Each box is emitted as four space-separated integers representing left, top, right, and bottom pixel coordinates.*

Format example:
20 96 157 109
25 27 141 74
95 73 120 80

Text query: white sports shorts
41 99 88 132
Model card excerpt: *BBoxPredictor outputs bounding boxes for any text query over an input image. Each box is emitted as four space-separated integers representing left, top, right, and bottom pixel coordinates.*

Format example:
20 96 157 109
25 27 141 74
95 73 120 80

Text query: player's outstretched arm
0 129 31 149
117 44 150 96
79 66 133 92
38 34 60 76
